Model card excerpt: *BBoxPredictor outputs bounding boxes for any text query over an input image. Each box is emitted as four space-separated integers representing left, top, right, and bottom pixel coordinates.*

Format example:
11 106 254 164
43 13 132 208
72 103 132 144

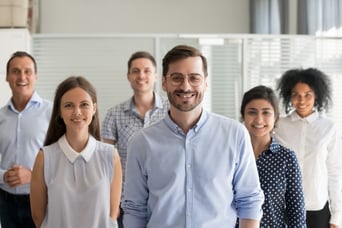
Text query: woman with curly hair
273 68 342 228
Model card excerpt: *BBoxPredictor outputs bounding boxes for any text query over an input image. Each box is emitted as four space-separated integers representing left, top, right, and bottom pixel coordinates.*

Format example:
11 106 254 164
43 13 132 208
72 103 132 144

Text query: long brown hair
44 76 100 146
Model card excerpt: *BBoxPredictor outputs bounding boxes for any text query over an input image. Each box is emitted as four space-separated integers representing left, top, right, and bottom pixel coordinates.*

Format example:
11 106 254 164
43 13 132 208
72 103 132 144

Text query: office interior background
0 0 342 225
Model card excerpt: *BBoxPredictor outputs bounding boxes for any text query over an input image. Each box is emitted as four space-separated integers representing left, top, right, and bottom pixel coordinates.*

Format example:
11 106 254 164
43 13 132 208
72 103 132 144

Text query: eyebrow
246 107 272 111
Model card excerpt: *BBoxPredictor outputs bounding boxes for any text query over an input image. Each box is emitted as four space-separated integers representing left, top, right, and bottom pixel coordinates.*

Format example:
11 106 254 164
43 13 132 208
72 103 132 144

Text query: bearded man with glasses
122 45 264 228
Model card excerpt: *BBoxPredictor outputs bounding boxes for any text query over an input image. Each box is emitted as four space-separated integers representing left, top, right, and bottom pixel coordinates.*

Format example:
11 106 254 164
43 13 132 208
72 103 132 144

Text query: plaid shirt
101 92 169 181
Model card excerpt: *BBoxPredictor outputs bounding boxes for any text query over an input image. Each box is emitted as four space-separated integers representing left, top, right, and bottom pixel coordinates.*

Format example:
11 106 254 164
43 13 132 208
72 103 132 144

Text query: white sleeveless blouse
41 135 118 228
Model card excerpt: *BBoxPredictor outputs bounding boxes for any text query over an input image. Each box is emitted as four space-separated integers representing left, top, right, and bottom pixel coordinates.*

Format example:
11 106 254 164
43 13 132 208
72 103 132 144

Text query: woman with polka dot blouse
240 85 306 227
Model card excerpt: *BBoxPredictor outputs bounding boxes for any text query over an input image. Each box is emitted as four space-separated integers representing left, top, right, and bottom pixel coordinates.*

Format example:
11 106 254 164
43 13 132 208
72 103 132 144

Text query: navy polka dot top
256 138 306 228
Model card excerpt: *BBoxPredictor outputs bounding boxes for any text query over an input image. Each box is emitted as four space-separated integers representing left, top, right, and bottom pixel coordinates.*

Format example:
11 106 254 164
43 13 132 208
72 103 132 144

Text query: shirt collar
164 109 208 134
268 137 281 154
125 92 163 112
290 110 319 123
7 91 42 112
58 134 96 163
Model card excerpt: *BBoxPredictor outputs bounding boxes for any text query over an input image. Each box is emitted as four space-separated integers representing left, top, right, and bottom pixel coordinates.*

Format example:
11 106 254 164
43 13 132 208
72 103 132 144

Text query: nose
255 113 263 122
73 107 81 116
17 70 25 79
178 76 192 89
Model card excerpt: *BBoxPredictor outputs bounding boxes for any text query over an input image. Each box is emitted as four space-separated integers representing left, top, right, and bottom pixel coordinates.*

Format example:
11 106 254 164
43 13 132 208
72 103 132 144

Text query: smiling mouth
175 92 196 98
253 125 265 129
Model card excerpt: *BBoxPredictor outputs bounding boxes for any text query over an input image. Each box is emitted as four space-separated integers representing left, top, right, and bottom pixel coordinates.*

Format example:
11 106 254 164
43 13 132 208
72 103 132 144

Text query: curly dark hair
277 68 332 114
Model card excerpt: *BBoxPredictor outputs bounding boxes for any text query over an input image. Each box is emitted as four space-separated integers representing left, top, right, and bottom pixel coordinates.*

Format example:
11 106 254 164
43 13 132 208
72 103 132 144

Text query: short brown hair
162 45 208 77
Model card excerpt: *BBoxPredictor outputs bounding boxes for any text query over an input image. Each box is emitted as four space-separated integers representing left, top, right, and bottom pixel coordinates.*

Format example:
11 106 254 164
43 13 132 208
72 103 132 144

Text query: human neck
250 134 271 159
12 94 32 112
65 131 89 153
133 91 154 118
169 107 202 134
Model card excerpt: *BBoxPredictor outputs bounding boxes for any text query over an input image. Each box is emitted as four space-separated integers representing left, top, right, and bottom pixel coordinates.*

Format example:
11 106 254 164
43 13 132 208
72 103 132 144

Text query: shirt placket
299 120 307 169
185 132 193 228
16 113 22 166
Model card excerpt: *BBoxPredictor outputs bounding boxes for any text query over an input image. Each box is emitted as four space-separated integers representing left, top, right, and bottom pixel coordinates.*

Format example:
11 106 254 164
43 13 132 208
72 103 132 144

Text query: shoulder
105 98 131 115
277 115 292 125
154 93 170 110
206 112 246 132
42 141 60 154
96 140 115 153
271 139 298 161
316 115 335 127
41 142 61 163
0 105 8 115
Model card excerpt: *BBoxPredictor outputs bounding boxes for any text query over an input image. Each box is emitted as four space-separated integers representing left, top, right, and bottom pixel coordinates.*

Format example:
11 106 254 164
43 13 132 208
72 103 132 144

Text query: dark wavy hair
240 85 280 124
162 45 208 77
277 68 332 114
44 76 100 146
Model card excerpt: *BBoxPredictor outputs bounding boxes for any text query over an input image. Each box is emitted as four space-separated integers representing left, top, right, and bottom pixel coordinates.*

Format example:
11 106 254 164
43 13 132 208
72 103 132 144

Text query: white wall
0 29 31 107
40 0 250 33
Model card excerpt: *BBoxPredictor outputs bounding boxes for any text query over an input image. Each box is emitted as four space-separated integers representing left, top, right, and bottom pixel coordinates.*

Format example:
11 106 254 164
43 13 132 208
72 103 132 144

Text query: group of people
0 45 340 228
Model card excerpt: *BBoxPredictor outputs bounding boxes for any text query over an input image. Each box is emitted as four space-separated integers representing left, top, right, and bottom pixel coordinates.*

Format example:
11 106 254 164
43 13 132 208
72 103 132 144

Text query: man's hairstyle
162 45 208 77
127 51 157 74
6 51 37 74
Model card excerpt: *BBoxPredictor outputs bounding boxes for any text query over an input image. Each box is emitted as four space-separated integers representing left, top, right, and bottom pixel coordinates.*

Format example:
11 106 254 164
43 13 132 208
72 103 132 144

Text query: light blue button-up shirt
0 92 52 194
123 110 264 228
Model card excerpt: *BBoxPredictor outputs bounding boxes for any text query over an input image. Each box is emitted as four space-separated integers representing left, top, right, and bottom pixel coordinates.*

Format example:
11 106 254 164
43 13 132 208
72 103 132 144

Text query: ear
93 103 97 115
162 76 167 92
154 72 158 81
203 77 208 92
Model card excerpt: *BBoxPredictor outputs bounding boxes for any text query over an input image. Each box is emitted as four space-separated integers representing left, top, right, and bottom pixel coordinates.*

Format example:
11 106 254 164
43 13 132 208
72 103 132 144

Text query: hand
330 224 339 228
4 165 32 188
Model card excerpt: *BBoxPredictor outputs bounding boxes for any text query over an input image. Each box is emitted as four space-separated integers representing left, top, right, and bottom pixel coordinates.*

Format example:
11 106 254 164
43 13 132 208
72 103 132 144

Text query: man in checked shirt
101 51 169 228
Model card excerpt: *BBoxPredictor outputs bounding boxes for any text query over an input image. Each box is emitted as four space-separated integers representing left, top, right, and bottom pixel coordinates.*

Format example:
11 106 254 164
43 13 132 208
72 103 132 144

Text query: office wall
40 0 249 33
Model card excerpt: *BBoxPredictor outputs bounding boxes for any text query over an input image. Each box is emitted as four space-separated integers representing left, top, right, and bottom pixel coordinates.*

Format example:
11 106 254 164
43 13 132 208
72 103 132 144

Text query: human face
162 56 207 112
60 87 96 134
6 56 37 98
127 58 157 94
290 82 315 117
243 99 275 139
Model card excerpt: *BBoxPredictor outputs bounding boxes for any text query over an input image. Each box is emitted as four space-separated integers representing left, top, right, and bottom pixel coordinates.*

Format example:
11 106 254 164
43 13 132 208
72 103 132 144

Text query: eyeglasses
167 73 204 87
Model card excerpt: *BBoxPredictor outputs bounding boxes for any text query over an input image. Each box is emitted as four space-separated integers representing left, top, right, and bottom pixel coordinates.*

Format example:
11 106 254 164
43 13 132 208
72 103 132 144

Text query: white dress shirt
273 110 342 225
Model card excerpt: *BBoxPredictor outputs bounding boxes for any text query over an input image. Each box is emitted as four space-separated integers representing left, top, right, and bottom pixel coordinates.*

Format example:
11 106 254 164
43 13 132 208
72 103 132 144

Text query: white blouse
273 111 342 225
41 135 117 228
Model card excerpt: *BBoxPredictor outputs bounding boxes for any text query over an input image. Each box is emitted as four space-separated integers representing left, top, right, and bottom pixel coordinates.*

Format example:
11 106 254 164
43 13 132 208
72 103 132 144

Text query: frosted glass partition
32 34 342 134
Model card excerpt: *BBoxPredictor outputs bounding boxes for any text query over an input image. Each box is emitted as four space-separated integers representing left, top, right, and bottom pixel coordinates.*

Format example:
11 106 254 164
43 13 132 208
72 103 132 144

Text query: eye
24 69 33 75
189 74 202 82
246 110 257 115
63 103 73 109
262 111 273 116
131 69 140 74
305 93 313 98
81 102 91 108
11 69 20 74
144 69 152 74
170 73 184 82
